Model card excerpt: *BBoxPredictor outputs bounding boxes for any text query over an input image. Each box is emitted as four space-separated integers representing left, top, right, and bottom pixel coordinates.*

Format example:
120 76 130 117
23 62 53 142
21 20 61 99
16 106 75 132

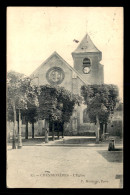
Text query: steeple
72 34 101 54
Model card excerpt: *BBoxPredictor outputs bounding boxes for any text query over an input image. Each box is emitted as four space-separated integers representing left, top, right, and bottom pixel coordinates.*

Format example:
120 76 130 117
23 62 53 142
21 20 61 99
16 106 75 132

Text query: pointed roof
72 34 101 54
30 51 91 85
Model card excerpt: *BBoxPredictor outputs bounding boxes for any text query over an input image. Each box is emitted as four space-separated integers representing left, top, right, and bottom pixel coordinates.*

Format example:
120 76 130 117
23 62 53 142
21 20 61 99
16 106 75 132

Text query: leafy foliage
38 85 82 123
7 71 39 122
7 71 81 128
116 102 123 111
81 84 119 124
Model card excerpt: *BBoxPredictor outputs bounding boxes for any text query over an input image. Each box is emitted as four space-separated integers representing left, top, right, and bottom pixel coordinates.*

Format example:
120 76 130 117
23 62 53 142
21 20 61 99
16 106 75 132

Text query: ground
7 136 123 188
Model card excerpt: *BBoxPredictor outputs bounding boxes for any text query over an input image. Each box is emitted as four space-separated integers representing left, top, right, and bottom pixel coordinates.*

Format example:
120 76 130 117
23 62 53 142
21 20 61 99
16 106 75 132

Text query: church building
30 34 104 135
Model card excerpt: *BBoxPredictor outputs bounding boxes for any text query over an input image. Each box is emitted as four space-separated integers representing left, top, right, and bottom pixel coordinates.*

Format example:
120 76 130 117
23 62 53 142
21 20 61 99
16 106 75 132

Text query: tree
56 87 81 138
38 85 81 141
38 85 62 142
7 71 39 148
7 71 26 149
81 84 119 143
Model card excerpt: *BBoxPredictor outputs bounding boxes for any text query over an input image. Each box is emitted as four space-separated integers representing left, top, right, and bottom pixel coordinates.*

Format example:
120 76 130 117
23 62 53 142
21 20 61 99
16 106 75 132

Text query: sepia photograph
7 7 123 188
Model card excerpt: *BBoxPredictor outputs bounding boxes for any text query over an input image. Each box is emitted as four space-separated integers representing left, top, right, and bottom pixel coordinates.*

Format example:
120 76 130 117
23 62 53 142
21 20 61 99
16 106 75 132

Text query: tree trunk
96 115 100 144
105 123 107 133
52 122 55 141
101 123 105 141
57 130 59 139
45 119 49 143
99 123 104 141
57 123 60 139
32 122 34 139
103 124 104 134
12 102 16 149
62 123 64 138
99 123 102 140
25 120 28 139
18 109 22 149
18 120 19 134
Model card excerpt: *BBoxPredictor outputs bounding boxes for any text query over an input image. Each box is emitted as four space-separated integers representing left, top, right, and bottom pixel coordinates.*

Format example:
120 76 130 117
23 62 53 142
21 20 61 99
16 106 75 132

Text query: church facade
30 34 104 135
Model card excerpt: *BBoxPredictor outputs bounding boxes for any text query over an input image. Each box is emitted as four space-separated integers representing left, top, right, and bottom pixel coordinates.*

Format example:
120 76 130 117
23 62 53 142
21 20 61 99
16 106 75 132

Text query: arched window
83 58 91 66
83 58 91 74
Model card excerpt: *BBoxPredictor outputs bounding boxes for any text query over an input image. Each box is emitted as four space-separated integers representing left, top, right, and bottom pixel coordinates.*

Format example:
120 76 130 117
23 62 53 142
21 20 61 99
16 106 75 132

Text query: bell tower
72 34 104 84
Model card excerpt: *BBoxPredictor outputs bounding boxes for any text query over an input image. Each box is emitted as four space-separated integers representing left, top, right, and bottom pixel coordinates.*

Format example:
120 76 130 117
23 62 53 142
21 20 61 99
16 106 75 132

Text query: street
7 137 123 188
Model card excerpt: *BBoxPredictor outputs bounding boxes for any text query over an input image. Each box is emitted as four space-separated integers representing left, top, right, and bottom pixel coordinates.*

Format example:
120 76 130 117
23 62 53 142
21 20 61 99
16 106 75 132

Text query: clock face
46 67 65 85
83 67 91 74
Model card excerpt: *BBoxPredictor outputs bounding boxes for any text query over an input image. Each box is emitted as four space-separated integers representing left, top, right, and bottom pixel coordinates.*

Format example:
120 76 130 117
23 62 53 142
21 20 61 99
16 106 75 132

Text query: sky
7 7 123 101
